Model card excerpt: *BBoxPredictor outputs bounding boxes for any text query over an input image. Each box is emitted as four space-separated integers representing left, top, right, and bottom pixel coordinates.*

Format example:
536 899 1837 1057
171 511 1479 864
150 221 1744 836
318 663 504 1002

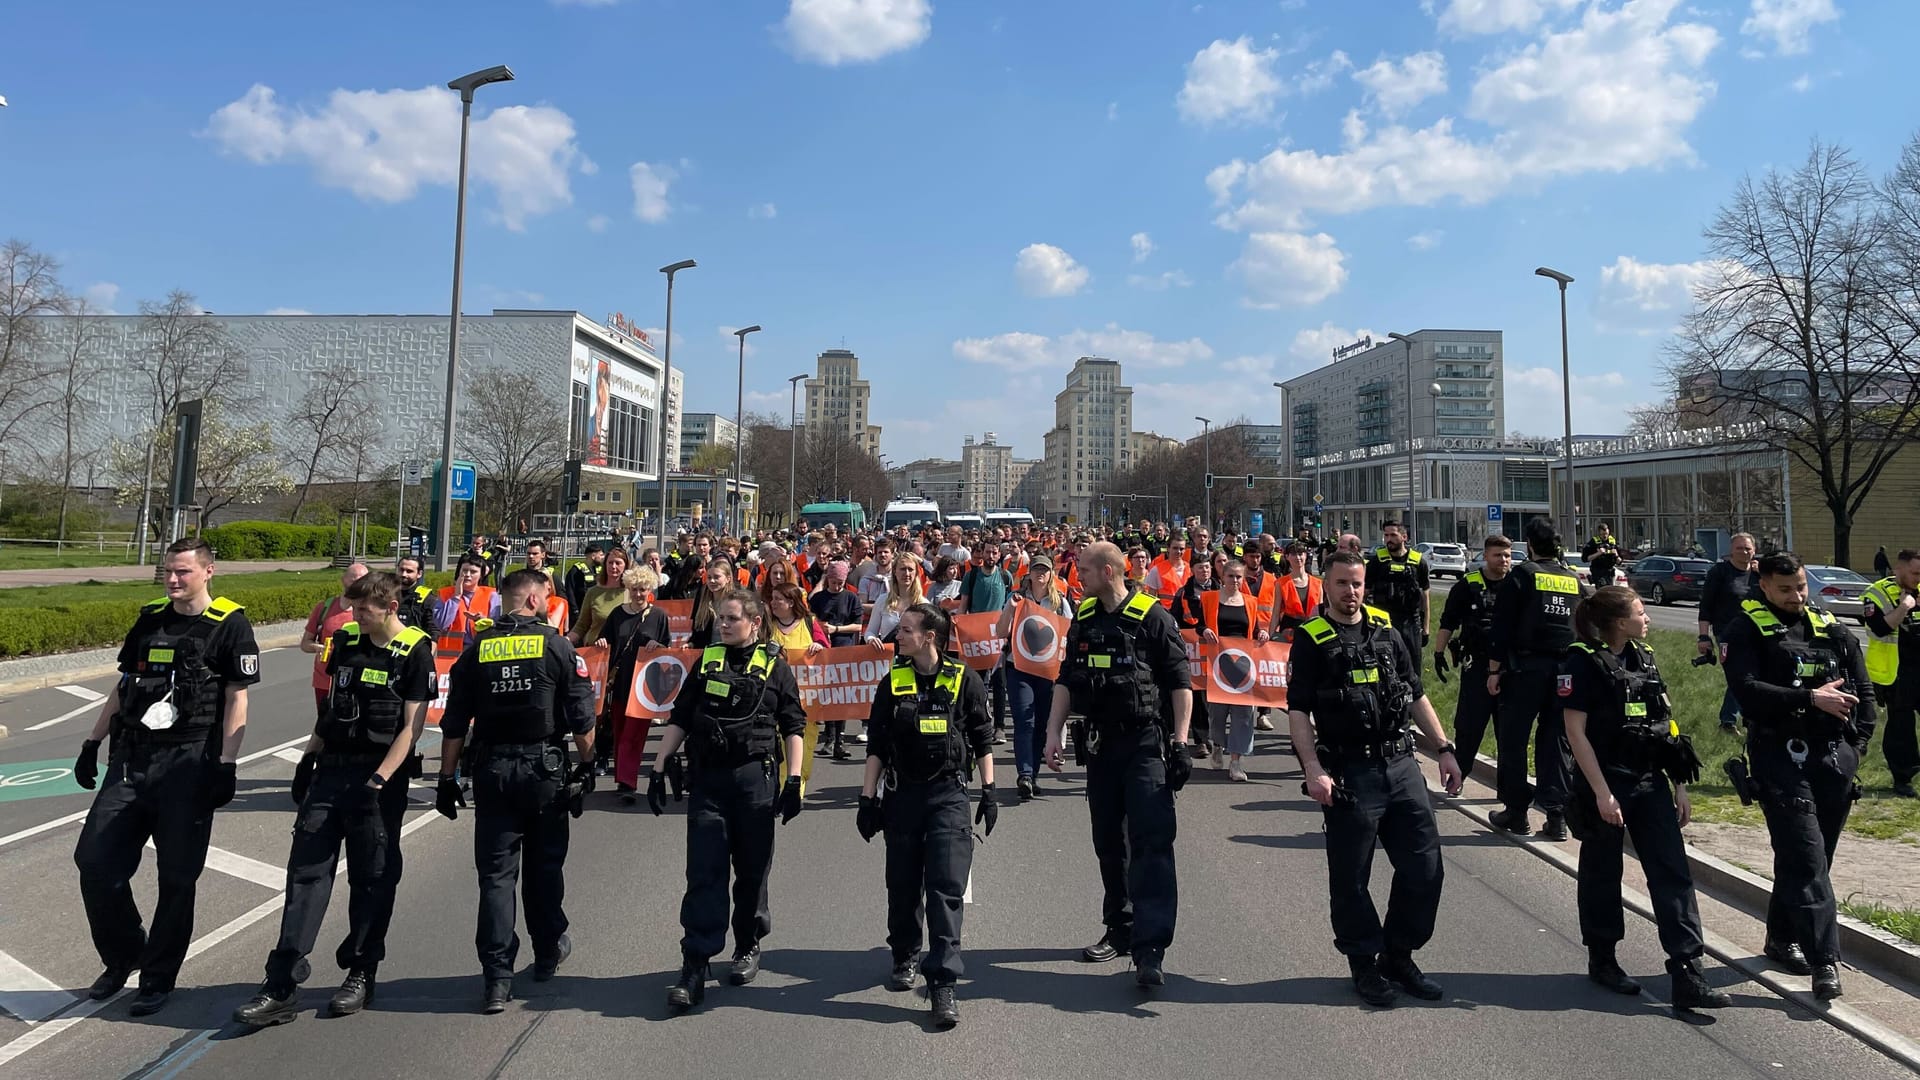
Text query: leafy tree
456 368 568 536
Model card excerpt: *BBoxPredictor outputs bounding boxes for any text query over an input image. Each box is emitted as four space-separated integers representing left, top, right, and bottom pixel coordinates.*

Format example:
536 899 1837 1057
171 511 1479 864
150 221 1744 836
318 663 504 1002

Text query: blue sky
1 0 1909 465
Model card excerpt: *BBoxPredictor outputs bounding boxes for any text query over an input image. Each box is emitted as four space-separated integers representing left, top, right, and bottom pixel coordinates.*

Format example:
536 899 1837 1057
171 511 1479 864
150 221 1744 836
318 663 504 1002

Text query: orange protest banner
576 643 610 716
656 600 693 646
788 644 894 723
950 612 1006 672
626 646 703 719
1201 639 1291 708
425 655 456 727
1008 598 1068 681
1179 630 1207 693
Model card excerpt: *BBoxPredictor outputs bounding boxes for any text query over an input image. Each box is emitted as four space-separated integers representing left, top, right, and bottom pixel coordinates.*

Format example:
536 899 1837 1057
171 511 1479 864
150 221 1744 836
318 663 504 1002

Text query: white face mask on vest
139 692 179 731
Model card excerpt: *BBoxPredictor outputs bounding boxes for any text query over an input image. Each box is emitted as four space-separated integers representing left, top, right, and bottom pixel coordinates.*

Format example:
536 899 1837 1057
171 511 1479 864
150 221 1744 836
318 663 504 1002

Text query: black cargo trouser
883 775 973 985
680 759 777 962
473 743 571 981
1496 658 1569 815
1087 724 1178 957
1573 765 1705 961
1882 678 1917 784
1452 660 1497 770
265 756 411 987
1749 732 1858 964
1322 752 1443 957
74 739 218 992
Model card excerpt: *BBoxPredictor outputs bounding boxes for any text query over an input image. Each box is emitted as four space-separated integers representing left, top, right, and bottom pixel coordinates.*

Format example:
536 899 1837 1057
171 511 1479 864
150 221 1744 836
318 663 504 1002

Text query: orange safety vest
1238 570 1277 630
434 584 496 660
1274 573 1324 630
545 595 571 631
1199 585 1259 638
1149 556 1191 607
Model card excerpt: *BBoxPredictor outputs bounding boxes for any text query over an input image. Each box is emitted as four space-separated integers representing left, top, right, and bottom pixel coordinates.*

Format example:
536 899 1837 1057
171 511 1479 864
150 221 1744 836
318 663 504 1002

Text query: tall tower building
804 348 883 455
960 431 1015 511
1041 357 1132 524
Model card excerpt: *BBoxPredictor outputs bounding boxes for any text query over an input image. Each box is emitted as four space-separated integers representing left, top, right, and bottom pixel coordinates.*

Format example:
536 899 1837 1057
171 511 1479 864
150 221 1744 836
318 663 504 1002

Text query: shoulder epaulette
142 597 170 613
204 596 243 621
1300 616 1337 645
1076 597 1098 619
1363 604 1394 629
1122 591 1157 621
393 625 430 651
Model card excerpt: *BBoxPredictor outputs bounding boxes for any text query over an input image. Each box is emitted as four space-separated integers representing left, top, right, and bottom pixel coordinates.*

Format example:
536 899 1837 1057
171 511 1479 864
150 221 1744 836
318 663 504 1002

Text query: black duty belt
1320 734 1416 761
318 752 386 768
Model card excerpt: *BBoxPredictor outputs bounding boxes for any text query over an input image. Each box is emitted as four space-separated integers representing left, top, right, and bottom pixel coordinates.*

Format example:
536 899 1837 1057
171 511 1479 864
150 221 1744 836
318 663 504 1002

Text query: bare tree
108 406 291 530
1105 415 1264 529
51 295 107 548
1624 401 1686 438
131 292 250 545
285 360 377 521
744 413 889 527
1666 140 1920 566
457 369 568 535
0 239 63 447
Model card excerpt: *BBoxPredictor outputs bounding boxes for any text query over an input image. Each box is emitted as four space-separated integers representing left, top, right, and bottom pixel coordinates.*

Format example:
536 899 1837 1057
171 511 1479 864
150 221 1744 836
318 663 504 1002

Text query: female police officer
855 602 996 1028
1560 585 1730 1012
647 589 807 1011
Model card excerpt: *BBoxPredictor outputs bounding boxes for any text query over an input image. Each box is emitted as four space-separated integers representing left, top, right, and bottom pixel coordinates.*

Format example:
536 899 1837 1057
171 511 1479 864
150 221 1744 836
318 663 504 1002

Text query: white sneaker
852 732 868 744
1210 748 1225 770
1228 760 1249 782
1254 715 1275 731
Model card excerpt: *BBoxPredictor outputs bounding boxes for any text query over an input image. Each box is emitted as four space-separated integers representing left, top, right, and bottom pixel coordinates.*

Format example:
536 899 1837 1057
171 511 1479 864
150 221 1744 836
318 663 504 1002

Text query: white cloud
783 0 932 66
1789 72 1812 92
720 325 764 359
1013 243 1091 297
1127 270 1194 291
1435 0 1579 35
1130 231 1154 263
952 324 1213 371
1107 101 1120 122
586 213 610 233
1178 37 1284 125
264 307 313 315
205 84 588 231
630 161 676 223
1288 322 1380 364
1230 232 1348 308
1295 50 1354 94
1407 229 1444 250
1506 365 1634 436
81 282 120 314
1593 254 1735 334
748 202 779 219
1353 51 1448 115
1741 0 1839 56
1209 1 1718 230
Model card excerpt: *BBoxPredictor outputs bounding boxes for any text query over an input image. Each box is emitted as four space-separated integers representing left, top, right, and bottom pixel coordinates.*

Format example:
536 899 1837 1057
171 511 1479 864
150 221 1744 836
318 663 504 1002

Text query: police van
882 498 943 531
983 508 1036 529
945 512 985 532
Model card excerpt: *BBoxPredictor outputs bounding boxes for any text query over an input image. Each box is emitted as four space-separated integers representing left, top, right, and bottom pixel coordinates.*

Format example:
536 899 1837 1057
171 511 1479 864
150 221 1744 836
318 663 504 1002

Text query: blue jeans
1208 702 1256 757
1007 667 1056 780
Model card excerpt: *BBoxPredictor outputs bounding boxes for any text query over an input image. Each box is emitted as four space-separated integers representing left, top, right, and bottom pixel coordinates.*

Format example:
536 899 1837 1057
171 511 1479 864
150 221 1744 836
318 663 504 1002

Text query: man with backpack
960 539 1016 744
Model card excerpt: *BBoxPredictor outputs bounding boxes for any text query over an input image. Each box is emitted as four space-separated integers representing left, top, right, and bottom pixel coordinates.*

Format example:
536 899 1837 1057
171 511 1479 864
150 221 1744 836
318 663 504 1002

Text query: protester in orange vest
1198 560 1268 781
1271 540 1325 641
1145 536 1193 607
432 555 499 661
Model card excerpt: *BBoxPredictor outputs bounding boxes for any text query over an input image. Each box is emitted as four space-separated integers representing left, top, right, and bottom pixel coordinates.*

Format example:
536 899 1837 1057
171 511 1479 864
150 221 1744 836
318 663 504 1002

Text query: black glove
666 753 685 801
778 776 804 824
566 761 595 819
291 753 317 806
436 775 467 820
647 768 667 816
974 784 998 837
1432 650 1451 683
856 795 883 842
1166 742 1192 792
207 761 238 809
74 739 101 790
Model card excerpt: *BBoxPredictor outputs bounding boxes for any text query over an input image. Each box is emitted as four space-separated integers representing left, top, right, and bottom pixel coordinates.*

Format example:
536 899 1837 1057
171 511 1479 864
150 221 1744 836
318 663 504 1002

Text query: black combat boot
1763 938 1811 975
1667 957 1732 1011
930 984 959 1027
1380 951 1444 1000
1349 955 1397 1008
887 955 917 991
1081 930 1130 964
233 982 300 1027
729 945 761 986
482 979 512 1015
1811 963 1843 1001
328 968 375 1016
1587 945 1641 995
668 959 708 1010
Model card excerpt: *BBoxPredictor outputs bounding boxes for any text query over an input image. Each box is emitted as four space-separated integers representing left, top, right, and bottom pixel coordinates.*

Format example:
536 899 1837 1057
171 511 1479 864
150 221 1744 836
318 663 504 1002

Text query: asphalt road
0 649 1910 1079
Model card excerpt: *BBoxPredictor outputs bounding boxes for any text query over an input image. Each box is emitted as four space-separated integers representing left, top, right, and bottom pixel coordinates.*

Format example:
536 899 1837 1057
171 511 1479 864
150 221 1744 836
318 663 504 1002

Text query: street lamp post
1272 380 1291 535
1536 267 1576 535
1388 331 1416 538
434 64 515 571
1427 382 1443 539
786 373 806 527
655 259 695 551
1195 416 1212 533
730 325 762 536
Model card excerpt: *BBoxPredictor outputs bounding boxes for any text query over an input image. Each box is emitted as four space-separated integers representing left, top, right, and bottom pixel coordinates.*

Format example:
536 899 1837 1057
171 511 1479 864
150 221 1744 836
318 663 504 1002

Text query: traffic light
1245 474 1255 488
1204 473 1214 489
1342 517 1352 532
561 458 582 512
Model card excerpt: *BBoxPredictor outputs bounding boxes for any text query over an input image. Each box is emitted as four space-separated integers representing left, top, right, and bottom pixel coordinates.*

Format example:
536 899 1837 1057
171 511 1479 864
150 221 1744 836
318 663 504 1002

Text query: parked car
1415 542 1468 579
1804 564 1871 620
1561 554 1595 586
1626 556 1715 605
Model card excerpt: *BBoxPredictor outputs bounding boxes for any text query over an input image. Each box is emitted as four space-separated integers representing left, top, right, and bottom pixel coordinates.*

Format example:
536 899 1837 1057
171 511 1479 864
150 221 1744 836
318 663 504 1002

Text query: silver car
1416 542 1468 579
1805 564 1871 620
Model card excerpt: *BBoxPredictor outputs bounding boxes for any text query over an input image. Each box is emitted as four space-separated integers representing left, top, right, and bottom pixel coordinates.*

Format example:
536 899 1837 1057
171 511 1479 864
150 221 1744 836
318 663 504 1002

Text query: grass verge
1839 896 1920 946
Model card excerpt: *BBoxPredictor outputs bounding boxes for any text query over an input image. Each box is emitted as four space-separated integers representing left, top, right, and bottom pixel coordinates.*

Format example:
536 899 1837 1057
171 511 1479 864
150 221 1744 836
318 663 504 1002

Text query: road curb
1443 753 1920 1071
0 621 310 726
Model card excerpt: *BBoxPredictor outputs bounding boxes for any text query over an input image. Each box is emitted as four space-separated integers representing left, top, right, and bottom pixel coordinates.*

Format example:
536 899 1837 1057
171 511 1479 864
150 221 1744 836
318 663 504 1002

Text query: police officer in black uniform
1288 552 1463 1007
1722 552 1874 999
71 537 260 1017
1560 585 1730 1011
564 542 604 614
434 568 597 1014
395 554 439 637
233 571 436 1026
856 603 996 1028
1043 541 1194 989
1431 534 1512 772
1364 521 1430 676
647 587 807 1012
1485 516 1588 840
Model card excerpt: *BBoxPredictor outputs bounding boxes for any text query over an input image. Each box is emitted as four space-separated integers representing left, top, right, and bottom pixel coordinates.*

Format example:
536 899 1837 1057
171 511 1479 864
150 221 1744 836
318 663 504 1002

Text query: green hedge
200 521 398 561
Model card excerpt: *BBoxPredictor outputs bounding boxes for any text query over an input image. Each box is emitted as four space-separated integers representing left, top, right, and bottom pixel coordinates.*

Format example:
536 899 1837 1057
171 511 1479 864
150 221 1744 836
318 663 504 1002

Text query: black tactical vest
1568 640 1673 765
1299 607 1411 746
324 622 433 751
1064 590 1163 727
1514 560 1579 656
691 644 780 765
116 596 243 744
468 618 562 744
887 658 968 783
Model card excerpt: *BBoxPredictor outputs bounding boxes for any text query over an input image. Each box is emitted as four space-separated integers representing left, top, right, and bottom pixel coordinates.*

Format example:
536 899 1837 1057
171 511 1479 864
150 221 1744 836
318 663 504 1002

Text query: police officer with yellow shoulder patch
394 554 439 637
1043 541 1194 990
71 537 260 1017
1432 534 1512 772
1364 521 1429 671
234 571 435 1026
648 588 807 1013
1486 517 1588 840
1289 551 1463 1008
1862 548 1920 797
434 568 597 1015
857 602 996 1028
1723 552 1874 1000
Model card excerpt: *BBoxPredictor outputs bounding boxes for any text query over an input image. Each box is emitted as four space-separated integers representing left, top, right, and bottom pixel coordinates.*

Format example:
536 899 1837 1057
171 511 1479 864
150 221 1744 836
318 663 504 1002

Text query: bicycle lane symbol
0 760 86 803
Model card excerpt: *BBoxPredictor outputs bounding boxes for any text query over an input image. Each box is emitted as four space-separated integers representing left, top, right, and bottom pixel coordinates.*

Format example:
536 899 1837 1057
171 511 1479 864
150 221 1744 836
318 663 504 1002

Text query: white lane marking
261 647 285 653
145 841 283 889
54 686 105 703
0 949 78 1025
271 748 307 765
964 870 974 904
25 701 102 732
236 735 313 766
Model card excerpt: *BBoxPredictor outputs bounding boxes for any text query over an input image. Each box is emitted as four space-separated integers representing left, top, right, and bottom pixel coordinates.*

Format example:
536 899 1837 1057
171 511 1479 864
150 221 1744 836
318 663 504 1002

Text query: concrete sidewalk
0 561 333 587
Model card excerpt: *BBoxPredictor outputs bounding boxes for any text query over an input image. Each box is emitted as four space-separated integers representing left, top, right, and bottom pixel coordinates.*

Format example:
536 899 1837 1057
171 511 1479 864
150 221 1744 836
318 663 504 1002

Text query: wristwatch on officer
367 774 386 789
1435 742 1457 757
